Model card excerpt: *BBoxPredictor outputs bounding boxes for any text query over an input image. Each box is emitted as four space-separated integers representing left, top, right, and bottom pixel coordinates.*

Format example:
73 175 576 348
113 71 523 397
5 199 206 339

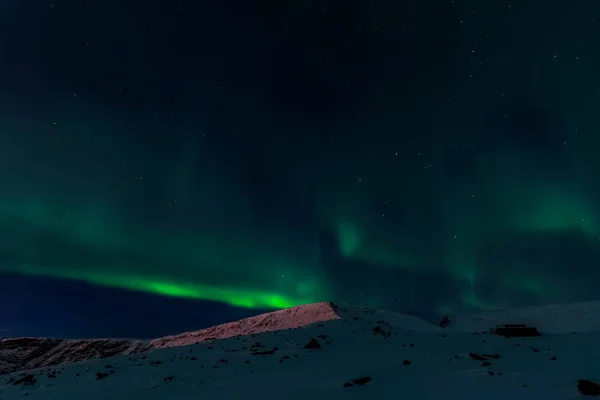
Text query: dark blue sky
1 0 600 339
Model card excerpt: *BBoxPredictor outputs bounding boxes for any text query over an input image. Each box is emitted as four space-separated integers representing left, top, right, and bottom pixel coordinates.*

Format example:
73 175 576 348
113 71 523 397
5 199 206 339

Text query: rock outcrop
0 337 149 375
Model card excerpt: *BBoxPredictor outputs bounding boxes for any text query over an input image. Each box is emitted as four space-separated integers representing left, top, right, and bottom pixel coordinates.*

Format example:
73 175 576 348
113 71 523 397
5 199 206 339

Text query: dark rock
343 382 353 387
492 325 541 337
482 354 500 359
469 353 487 361
12 374 36 386
551 356 557 361
372 326 391 337
303 339 321 349
439 316 453 328
578 380 600 396
403 360 412 365
252 348 276 355
0 338 150 376
96 372 109 380
164 376 174 381
352 376 372 385
250 343 263 352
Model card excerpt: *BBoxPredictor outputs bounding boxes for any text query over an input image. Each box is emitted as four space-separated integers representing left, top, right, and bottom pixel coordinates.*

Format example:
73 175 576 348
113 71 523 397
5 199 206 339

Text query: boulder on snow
491 324 541 337
578 379 600 396
303 338 321 349
439 316 453 328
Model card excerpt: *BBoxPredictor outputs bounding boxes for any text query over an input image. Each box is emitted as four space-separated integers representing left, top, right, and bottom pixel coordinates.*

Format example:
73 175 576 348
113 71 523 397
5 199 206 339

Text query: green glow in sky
13 264 312 309
1 95 600 316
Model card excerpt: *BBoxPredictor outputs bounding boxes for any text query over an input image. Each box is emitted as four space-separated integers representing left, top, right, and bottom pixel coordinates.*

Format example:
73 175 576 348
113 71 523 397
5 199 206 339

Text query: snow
0 338 150 375
150 301 343 348
2 300 600 399
449 299 600 334
0 302 342 375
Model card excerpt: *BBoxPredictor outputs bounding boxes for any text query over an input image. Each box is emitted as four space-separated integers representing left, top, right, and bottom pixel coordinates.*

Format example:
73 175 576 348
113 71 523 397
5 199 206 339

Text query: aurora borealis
2 0 600 338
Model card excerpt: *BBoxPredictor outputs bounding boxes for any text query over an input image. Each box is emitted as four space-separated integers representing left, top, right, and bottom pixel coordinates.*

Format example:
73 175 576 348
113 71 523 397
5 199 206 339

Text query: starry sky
1 0 600 339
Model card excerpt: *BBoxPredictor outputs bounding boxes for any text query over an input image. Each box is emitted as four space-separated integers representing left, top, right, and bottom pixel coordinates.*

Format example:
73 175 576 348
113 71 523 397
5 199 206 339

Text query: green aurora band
2 124 599 313
3 47 600 315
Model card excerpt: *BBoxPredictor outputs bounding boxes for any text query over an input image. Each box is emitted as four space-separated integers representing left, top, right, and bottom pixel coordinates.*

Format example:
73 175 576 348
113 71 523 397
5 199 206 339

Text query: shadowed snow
2 300 600 399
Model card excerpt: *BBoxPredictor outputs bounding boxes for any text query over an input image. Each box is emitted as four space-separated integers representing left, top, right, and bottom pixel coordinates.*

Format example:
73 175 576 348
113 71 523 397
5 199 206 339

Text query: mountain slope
0 338 150 376
150 301 344 348
450 299 600 334
0 302 347 375
2 300 600 399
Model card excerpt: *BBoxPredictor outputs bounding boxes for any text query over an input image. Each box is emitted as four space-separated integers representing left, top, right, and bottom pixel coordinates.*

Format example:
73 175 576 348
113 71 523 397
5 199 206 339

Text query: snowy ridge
0 302 344 376
149 300 445 350
150 301 344 348
450 299 600 334
2 300 600 399
0 338 149 375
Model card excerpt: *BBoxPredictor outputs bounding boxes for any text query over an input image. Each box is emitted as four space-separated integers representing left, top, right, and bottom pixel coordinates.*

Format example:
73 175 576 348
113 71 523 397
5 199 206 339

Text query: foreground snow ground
2 301 600 399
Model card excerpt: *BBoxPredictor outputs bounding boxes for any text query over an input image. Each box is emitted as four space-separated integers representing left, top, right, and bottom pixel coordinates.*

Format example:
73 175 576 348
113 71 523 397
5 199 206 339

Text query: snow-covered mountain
0 302 346 376
2 300 600 399
0 337 149 376
450 299 600 334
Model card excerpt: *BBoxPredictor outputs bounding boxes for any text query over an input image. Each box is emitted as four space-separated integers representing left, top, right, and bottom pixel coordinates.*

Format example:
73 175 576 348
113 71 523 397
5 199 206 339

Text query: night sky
1 0 600 339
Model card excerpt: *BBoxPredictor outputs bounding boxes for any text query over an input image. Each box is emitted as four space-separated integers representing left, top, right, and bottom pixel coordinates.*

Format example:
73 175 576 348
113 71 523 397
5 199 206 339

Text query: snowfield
2 300 600 399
